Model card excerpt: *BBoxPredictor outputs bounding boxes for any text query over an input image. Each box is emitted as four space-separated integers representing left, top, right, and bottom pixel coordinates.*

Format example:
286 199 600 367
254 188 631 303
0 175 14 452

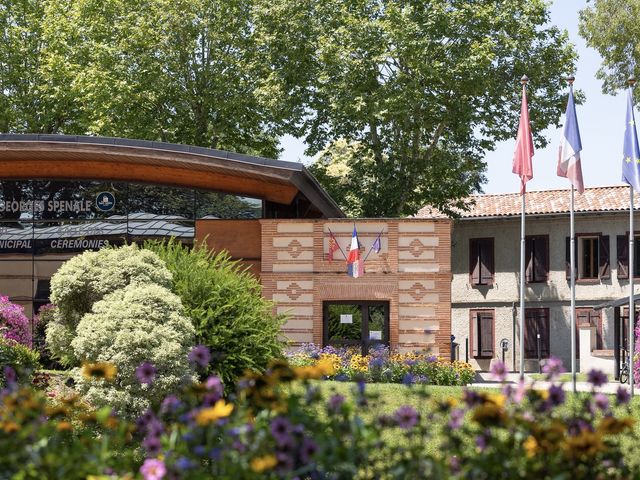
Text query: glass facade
0 180 263 315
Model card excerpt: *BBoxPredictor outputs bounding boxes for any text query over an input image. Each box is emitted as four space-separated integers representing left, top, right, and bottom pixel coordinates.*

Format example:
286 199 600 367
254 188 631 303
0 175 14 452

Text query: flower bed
1 350 638 478
286 343 475 385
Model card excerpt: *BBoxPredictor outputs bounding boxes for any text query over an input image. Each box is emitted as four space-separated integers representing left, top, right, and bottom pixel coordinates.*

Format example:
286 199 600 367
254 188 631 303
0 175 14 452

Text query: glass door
323 301 389 354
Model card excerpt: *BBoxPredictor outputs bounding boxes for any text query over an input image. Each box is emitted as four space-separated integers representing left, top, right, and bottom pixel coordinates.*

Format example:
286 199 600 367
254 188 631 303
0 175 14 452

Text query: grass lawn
529 372 614 383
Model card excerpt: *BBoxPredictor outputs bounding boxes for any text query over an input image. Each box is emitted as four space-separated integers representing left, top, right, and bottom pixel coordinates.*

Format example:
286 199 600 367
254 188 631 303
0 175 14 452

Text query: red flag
327 231 340 262
512 84 534 194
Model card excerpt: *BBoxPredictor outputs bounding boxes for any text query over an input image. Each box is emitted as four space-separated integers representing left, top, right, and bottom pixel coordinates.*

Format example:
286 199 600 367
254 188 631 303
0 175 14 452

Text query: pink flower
140 458 166 480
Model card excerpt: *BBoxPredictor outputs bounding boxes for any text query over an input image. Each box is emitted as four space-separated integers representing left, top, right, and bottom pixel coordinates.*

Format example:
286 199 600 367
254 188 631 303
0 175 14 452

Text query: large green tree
255 0 578 216
579 1 640 94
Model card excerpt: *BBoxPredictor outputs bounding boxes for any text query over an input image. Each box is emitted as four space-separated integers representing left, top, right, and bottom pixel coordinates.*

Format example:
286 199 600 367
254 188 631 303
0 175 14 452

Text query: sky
279 0 624 195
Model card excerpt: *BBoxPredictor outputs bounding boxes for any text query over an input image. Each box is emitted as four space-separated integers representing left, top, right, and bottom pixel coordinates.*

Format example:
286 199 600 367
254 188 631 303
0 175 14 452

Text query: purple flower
542 356 566 381
142 435 162 456
3 366 16 385
475 432 490 452
616 386 631 405
136 410 156 431
402 373 415 386
394 405 419 430
205 375 224 397
276 452 295 473
490 360 507 382
135 362 157 385
188 345 211 368
463 390 482 407
448 409 464 430
594 392 610 412
140 458 166 480
175 457 194 470
587 369 608 388
327 394 345 413
547 384 565 407
160 395 181 414
232 440 246 453
369 357 385 368
299 437 318 463
270 416 293 447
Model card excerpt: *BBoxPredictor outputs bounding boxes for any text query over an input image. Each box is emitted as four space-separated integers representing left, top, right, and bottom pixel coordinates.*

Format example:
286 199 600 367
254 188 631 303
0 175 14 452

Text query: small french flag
346 226 363 278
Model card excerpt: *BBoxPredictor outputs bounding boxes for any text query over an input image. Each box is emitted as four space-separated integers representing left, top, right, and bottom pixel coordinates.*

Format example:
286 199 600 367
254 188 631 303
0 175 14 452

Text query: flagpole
570 184 576 393
566 75 578 394
520 189 526 378
519 75 528 379
629 185 635 396
630 78 636 397
362 229 383 262
327 227 347 260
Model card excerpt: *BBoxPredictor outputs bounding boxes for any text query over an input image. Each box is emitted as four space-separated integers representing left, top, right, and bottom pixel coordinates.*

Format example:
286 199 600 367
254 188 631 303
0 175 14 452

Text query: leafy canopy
579 0 640 95
255 0 578 216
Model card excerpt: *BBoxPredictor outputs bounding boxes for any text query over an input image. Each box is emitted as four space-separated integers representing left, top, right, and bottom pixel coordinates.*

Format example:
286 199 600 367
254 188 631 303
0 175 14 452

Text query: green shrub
46 244 173 366
71 283 195 418
0 337 40 387
144 238 286 385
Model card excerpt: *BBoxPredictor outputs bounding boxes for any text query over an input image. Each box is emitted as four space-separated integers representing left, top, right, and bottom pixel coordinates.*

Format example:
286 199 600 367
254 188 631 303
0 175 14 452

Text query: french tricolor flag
557 86 584 193
346 226 363 278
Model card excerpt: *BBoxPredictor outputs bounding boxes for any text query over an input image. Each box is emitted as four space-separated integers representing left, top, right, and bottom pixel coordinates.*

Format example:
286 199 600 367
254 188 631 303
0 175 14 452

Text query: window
525 235 548 283
575 308 603 355
566 235 610 280
616 234 640 279
524 308 550 359
470 309 494 358
469 238 494 286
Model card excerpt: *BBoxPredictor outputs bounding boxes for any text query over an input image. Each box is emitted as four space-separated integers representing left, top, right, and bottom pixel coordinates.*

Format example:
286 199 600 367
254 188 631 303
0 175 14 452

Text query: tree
579 0 640 94
41 0 293 157
255 0 578 216
0 0 81 133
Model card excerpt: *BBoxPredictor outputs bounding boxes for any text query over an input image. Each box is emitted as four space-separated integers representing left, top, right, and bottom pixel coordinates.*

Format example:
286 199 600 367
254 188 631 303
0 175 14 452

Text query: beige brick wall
260 219 452 357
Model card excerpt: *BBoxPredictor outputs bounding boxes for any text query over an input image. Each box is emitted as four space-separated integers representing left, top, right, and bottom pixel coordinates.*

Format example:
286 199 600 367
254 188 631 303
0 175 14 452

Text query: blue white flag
557 86 584 193
622 88 640 191
346 226 363 278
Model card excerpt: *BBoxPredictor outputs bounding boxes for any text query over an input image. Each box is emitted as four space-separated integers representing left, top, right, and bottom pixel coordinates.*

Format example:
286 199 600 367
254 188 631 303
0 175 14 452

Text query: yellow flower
1 421 19 433
564 431 607 459
56 421 73 431
45 405 69 419
82 362 117 382
195 400 234 426
250 454 278 473
472 402 506 427
597 416 635 435
523 435 539 458
316 358 336 376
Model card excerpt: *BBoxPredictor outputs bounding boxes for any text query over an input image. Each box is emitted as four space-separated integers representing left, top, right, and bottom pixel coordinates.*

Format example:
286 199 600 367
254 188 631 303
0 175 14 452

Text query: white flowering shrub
46 244 173 365
71 283 195 418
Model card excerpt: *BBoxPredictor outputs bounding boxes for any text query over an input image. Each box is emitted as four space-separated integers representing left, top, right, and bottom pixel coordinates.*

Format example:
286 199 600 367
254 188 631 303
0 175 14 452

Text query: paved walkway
468 372 639 395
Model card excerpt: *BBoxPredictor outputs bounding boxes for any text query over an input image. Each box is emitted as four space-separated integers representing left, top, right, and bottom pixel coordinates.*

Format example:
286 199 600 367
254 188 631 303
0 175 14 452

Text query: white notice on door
369 330 382 340
340 314 353 324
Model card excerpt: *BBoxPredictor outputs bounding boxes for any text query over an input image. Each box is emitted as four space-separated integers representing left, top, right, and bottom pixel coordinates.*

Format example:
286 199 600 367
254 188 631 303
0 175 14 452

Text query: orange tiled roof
415 185 640 219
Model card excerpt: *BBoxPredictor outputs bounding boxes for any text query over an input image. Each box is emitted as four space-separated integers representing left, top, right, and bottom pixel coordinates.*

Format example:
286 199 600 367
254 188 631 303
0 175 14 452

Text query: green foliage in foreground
46 245 173 366
71 283 196 419
144 239 286 385
0 338 39 388
3 356 640 479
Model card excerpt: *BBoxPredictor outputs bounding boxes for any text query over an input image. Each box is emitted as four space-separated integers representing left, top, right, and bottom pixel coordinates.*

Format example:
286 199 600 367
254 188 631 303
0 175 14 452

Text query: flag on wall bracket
327 228 341 262
347 225 363 278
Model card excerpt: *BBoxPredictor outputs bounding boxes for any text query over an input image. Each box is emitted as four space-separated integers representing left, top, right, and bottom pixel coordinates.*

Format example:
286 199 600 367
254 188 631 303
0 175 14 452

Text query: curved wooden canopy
0 135 343 218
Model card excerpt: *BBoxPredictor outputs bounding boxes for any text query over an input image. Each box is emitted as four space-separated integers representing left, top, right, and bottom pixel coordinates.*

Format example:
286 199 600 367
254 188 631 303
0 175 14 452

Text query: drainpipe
512 302 517 372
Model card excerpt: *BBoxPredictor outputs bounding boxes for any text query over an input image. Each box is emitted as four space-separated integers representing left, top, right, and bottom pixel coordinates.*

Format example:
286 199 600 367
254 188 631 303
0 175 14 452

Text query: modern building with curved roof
0 135 452 358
